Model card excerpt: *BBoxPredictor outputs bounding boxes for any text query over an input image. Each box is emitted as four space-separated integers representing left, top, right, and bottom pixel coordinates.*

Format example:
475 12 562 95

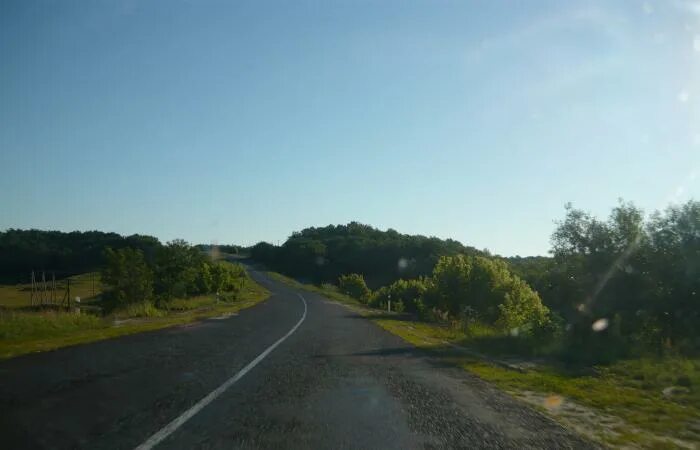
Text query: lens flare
592 318 609 332
544 395 563 410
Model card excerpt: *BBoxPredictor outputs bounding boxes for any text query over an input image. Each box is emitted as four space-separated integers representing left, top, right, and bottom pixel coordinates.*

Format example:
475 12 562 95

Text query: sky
1 0 699 256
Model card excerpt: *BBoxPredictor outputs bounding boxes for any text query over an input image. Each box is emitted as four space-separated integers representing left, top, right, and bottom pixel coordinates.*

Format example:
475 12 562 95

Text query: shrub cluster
342 254 553 338
101 240 246 308
338 273 371 302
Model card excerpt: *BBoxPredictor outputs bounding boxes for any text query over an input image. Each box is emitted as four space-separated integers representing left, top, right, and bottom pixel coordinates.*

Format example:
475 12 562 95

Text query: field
0 270 270 359
0 272 103 309
267 270 700 449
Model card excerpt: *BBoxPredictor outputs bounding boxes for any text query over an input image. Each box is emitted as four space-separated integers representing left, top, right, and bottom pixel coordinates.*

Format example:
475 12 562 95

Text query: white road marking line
134 293 308 450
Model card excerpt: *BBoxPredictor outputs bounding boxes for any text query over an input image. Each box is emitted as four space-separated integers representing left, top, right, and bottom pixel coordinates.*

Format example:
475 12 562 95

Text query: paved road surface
0 269 596 449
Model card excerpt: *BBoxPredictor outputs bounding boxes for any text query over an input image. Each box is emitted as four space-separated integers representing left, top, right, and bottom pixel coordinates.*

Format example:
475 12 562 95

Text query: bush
196 262 213 294
560 315 629 364
422 254 550 331
112 301 164 319
320 283 338 292
338 273 371 302
423 255 473 315
101 247 154 305
211 262 246 296
369 278 427 313
495 277 551 333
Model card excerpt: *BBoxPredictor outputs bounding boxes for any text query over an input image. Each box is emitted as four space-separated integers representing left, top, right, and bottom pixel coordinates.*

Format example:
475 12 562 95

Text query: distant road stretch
0 269 595 449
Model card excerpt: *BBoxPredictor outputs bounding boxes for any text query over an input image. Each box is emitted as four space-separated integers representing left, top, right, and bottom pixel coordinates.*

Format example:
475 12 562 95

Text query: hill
250 221 485 287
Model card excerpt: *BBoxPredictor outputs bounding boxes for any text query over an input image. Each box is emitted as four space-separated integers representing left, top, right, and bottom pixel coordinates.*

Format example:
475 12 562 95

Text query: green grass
265 271 368 310
162 295 218 311
0 272 103 309
376 314 700 448
0 274 270 359
0 310 104 341
112 301 165 319
266 270 700 448
464 359 699 447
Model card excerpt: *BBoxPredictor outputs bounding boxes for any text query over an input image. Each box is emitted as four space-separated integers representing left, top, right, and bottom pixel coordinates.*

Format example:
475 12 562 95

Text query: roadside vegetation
269 269 700 448
255 198 700 448
0 235 269 359
0 269 268 359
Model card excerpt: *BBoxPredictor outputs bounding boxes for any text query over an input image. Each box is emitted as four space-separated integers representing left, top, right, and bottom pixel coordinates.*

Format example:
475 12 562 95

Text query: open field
266 270 700 449
0 272 103 309
0 273 269 359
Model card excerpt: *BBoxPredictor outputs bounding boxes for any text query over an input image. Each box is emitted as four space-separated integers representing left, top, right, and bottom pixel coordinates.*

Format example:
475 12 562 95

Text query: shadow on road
341 313 415 321
311 344 471 372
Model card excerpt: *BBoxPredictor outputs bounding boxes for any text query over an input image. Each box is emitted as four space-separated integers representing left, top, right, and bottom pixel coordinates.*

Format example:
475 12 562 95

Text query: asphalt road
0 269 596 449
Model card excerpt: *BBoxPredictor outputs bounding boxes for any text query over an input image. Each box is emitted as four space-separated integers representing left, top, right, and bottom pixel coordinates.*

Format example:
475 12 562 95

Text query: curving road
0 268 596 449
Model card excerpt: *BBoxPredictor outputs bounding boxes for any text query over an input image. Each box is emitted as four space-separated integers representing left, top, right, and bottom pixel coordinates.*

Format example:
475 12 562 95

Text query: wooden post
41 271 47 307
30 271 35 307
51 273 56 305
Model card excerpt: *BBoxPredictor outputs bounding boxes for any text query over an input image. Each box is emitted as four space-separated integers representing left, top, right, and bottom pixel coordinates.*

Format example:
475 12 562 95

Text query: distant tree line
0 229 248 311
250 222 484 287
0 229 160 283
195 244 244 256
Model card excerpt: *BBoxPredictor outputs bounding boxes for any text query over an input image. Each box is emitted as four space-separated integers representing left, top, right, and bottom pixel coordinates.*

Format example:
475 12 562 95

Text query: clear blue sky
1 1 698 256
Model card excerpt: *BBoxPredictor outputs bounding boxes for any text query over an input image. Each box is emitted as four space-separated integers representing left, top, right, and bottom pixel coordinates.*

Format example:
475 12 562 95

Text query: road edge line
134 293 308 450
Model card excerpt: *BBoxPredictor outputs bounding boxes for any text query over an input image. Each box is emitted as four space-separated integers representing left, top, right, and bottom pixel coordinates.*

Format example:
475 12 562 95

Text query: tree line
0 229 247 312
507 200 700 360
101 239 246 310
251 200 700 362
0 229 161 283
250 221 484 287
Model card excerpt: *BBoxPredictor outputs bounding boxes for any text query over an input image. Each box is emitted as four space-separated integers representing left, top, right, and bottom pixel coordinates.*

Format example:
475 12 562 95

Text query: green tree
196 262 214 294
645 200 700 347
496 277 550 332
101 247 153 305
154 239 205 299
423 254 550 332
210 262 246 296
424 255 473 315
370 278 427 312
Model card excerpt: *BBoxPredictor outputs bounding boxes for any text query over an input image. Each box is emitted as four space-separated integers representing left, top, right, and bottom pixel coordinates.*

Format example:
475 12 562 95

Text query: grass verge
0 274 270 359
266 270 700 449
